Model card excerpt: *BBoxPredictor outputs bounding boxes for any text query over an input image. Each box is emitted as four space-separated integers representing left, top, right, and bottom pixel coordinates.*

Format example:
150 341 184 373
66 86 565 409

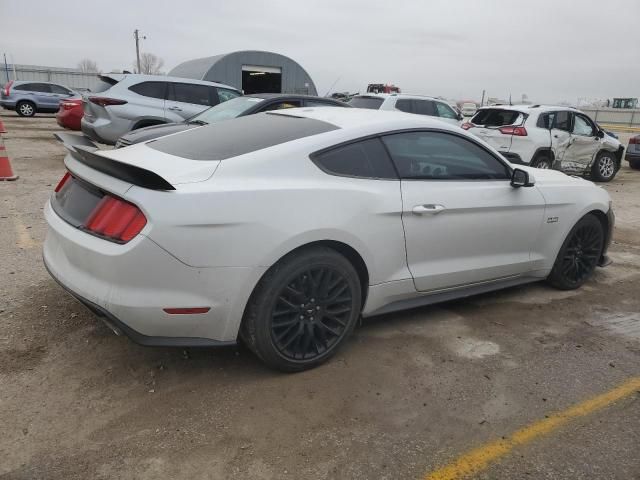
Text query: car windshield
348 96 384 110
189 96 265 124
471 108 522 126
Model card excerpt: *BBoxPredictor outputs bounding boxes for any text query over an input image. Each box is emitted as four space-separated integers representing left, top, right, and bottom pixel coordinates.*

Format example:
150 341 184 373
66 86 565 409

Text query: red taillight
3 81 13 97
629 136 639 145
499 125 528 136
61 100 81 110
88 96 128 107
461 122 474 130
54 172 72 192
84 195 147 243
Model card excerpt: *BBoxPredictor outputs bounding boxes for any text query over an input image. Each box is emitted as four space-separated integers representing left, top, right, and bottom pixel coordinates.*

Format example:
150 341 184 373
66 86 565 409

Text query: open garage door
242 65 282 94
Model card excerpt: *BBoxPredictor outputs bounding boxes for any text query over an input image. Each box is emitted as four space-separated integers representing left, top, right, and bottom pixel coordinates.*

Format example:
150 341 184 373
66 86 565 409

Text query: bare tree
135 53 164 75
77 58 99 73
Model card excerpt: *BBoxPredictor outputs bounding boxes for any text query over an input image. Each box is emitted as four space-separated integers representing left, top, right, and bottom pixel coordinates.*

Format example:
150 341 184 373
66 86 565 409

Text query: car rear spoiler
53 133 175 191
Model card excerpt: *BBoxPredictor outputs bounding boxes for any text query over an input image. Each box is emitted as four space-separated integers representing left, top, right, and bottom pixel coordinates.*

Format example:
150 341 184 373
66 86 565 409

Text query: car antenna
324 76 341 97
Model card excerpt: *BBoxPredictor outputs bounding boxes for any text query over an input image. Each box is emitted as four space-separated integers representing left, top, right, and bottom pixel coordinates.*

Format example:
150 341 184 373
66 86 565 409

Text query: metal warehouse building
168 50 317 96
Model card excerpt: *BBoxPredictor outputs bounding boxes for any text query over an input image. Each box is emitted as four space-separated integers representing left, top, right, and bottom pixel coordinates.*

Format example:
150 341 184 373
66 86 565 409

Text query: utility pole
480 89 486 107
3 54 10 84
134 29 146 73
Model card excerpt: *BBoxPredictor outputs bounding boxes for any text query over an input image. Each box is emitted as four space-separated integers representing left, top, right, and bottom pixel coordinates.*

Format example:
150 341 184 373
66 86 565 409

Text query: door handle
168 106 182 111
412 204 446 215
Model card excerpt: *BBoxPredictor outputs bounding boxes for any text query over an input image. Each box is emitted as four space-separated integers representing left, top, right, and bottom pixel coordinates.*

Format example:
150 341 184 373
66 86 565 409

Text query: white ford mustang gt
44 108 614 371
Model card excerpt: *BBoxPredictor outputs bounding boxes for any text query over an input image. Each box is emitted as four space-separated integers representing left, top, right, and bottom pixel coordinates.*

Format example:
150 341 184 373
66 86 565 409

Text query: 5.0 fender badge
547 217 559 224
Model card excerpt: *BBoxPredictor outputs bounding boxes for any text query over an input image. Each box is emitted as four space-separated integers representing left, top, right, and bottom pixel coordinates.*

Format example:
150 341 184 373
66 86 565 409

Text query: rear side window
148 112 339 160
25 83 52 93
471 109 522 126
217 88 240 103
50 84 71 95
129 81 167 100
395 99 413 113
536 112 555 129
312 138 397 179
348 96 384 110
169 83 217 106
12 83 35 91
412 100 436 116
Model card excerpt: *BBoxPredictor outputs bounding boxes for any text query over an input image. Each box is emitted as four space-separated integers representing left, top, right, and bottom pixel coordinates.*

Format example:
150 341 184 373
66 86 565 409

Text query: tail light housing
499 125 528 136
53 172 146 243
61 99 82 110
461 122 474 130
88 96 128 107
2 81 13 97
629 136 639 145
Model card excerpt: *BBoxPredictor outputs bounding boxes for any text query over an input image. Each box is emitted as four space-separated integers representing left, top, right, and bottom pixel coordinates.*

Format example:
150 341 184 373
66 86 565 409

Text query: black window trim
309 128 513 181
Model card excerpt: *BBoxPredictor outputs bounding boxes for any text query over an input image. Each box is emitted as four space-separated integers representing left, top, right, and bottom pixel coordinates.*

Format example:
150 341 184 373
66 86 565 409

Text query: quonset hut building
169 50 317 96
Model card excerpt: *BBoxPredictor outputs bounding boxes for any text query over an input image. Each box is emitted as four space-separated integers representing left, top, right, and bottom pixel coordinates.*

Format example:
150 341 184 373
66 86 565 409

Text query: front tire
532 154 552 169
16 101 36 117
241 247 362 372
591 151 617 182
547 214 604 290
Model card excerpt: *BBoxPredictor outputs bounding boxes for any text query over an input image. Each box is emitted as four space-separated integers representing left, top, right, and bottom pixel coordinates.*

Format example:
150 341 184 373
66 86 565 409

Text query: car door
550 110 572 165
434 101 462 125
165 82 218 122
381 130 546 292
30 83 56 109
561 112 601 174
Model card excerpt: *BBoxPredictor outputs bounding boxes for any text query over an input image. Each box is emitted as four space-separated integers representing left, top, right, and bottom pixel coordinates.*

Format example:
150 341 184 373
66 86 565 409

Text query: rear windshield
471 109 523 127
348 96 384 110
190 96 264 124
147 112 339 160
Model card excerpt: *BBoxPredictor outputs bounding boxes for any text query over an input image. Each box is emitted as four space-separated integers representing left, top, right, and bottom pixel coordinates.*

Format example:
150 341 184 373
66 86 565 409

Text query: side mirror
511 168 535 188
457 113 463 121
596 130 605 139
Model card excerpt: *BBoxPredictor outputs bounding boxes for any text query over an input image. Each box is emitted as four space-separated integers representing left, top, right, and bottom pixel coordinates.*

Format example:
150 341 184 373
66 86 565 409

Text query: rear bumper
43 199 262 344
625 151 640 162
1 100 16 109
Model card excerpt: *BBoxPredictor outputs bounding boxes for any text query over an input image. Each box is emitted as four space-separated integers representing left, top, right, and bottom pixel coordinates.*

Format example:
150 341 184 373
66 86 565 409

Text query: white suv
463 105 624 182
348 93 462 126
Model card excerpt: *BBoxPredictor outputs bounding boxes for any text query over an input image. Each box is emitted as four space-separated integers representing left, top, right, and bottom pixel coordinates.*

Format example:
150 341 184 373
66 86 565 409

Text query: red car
56 97 83 130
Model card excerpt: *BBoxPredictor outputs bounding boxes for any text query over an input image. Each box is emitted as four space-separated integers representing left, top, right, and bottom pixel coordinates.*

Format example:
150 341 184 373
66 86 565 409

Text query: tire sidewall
245 248 362 371
592 151 617 182
533 155 552 169
17 101 35 117
548 214 604 290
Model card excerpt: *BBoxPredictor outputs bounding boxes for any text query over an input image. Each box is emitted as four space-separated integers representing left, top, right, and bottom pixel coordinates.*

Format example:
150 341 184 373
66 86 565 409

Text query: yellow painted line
424 377 640 480
14 218 37 249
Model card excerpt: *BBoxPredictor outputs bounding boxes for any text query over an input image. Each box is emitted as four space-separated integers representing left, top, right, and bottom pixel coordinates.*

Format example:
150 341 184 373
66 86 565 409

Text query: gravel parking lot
1 111 639 480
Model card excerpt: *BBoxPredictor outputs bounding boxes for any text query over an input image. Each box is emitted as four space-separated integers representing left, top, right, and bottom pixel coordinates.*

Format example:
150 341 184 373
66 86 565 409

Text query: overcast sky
2 0 638 103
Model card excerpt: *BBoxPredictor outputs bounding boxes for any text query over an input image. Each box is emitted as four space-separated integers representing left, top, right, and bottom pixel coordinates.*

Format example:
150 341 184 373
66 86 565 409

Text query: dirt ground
0 111 639 480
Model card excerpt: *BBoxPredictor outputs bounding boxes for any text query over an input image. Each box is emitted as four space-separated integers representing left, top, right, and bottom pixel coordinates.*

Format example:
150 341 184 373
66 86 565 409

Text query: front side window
312 138 397 179
217 88 240 103
435 102 457 119
128 81 166 99
260 100 302 112
572 114 595 136
381 131 509 180
412 100 436 116
552 111 571 131
170 83 215 106
29 83 52 93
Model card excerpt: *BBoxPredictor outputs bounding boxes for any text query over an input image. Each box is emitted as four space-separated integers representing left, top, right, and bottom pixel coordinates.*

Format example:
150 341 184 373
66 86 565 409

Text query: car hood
119 122 199 145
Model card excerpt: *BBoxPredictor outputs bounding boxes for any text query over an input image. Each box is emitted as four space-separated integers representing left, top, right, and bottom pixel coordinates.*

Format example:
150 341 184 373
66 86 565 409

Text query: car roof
99 73 239 92
354 93 444 101
268 106 460 132
477 104 581 113
247 93 346 103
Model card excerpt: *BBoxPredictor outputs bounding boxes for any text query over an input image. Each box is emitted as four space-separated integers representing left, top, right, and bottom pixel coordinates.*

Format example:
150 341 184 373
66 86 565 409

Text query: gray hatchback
1 80 76 116
81 73 241 145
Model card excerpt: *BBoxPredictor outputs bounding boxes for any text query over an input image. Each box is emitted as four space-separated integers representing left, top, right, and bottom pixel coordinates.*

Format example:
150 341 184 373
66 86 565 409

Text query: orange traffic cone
0 120 18 181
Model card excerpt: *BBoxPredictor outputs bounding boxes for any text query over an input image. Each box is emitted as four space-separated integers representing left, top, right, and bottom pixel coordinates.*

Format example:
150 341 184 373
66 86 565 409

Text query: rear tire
240 247 362 372
16 101 36 117
547 214 604 290
532 154 552 169
591 151 618 182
